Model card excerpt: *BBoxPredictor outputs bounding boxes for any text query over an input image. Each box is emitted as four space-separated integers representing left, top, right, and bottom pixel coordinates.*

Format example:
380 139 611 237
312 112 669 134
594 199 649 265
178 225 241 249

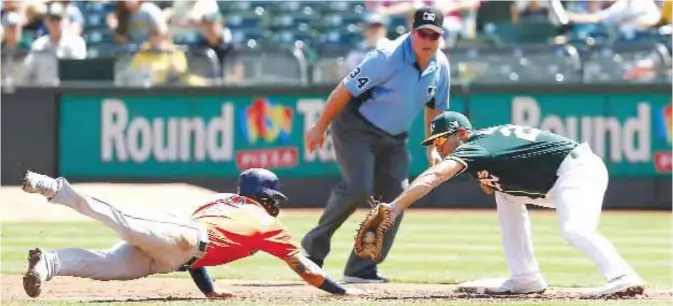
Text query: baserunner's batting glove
353 198 395 263
479 183 494 195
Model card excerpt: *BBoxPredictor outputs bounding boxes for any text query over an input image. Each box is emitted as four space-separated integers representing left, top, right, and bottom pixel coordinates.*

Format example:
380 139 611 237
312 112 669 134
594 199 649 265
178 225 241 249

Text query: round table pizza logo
238 98 293 145
235 98 298 170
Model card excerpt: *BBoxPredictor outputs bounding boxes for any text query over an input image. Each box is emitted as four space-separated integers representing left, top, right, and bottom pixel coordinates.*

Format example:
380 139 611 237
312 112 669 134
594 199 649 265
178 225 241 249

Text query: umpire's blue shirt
342 33 451 136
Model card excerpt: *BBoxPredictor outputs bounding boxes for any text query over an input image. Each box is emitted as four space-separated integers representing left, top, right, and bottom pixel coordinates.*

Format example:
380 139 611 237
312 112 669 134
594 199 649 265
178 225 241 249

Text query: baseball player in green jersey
378 111 644 298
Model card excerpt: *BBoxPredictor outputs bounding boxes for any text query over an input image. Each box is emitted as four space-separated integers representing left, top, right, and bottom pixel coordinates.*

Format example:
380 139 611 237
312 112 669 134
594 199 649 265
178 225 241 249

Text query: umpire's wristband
318 277 347 294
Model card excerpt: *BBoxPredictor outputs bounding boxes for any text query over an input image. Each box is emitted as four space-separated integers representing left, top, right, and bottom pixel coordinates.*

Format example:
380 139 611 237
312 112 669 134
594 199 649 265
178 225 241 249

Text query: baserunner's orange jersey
190 193 300 268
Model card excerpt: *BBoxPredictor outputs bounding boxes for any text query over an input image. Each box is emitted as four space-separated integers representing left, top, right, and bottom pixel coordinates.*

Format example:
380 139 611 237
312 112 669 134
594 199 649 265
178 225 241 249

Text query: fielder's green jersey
447 124 579 197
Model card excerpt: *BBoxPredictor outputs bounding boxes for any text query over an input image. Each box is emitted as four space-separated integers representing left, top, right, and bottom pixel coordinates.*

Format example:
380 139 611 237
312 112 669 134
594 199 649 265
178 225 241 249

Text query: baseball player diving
354 111 644 298
19 168 364 298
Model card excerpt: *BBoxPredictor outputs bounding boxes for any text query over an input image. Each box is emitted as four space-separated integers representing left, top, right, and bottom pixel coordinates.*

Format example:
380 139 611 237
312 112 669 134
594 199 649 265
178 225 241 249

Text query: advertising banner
469 93 672 176
59 95 465 178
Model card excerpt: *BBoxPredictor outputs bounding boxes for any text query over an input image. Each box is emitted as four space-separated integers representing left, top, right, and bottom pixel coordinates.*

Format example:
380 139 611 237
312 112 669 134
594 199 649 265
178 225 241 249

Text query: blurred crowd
1 0 671 87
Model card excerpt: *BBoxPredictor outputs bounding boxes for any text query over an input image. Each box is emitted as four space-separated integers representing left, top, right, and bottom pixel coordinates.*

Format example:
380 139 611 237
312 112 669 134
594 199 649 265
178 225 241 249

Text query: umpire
302 6 451 283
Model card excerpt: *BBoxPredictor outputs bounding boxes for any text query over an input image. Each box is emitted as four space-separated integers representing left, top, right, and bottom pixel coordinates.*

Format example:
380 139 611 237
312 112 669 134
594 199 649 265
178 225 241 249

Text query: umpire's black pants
301 106 409 277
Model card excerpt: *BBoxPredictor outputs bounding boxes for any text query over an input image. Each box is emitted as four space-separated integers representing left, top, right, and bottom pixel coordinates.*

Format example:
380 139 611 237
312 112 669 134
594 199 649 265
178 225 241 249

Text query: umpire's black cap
412 6 444 34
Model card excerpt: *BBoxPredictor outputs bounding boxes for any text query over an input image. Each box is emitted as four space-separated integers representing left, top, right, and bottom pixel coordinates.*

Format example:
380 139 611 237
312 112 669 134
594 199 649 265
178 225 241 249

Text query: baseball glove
353 198 395 263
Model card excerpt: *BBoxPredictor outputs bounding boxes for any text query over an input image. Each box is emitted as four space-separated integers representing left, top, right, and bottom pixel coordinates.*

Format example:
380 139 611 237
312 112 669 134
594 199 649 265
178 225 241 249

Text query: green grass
2 210 671 305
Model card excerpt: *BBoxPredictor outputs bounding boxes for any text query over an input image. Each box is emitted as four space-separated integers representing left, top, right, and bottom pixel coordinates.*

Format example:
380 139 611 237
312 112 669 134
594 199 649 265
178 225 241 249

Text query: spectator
566 0 661 41
2 11 28 51
35 1 83 37
21 2 86 85
108 0 167 45
343 13 391 73
123 27 187 86
194 12 243 83
366 0 432 30
366 0 431 18
121 27 210 87
511 0 551 24
643 0 672 27
1 10 27 84
658 0 672 26
564 1 607 39
434 0 481 46
11 0 46 38
165 0 218 36
195 12 233 65
1 0 19 17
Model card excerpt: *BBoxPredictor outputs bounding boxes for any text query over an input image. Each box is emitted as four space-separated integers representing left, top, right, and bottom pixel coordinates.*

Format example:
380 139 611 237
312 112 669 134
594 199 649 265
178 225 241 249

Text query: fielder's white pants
46 178 204 281
496 143 635 283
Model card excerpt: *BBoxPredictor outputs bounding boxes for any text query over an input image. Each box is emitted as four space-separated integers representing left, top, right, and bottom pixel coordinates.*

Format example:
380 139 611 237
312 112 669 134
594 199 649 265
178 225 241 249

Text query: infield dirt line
1 274 671 303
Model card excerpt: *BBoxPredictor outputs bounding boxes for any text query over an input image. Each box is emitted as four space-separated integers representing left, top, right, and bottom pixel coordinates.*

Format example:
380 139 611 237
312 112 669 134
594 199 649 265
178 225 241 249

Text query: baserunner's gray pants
301 106 409 277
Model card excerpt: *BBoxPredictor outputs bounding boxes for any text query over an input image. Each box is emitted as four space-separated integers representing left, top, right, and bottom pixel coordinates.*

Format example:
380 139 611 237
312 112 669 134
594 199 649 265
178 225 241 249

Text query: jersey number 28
481 124 541 142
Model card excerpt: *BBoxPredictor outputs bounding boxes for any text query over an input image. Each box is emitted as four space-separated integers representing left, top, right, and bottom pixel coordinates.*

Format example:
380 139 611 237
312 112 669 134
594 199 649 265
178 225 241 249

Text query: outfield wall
2 84 671 209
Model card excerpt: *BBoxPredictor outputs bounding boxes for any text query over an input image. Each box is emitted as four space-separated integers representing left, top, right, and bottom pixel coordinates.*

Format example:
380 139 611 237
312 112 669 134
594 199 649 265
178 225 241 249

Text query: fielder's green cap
421 111 473 146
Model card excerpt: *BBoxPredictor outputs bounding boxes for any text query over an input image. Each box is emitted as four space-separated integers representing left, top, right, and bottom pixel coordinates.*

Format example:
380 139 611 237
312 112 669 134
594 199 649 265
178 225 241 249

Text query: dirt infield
2 275 671 304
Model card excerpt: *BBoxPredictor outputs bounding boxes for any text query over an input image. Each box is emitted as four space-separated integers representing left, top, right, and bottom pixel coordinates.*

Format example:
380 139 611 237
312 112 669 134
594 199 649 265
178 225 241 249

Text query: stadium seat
81 1 115 14
222 44 309 85
302 1 330 14
85 30 115 44
319 14 346 30
269 12 318 31
272 29 317 48
219 1 252 12
312 44 351 84
386 16 409 37
86 43 120 58
445 44 583 84
275 1 303 12
173 32 200 45
484 21 558 45
85 14 106 30
225 12 265 30
319 30 362 48
324 1 365 14
251 1 279 14
582 42 672 83
231 29 273 46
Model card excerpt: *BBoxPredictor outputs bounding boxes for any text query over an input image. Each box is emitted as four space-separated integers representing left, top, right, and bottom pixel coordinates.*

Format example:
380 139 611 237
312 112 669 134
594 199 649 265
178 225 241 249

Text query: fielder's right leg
551 145 643 298
20 171 206 297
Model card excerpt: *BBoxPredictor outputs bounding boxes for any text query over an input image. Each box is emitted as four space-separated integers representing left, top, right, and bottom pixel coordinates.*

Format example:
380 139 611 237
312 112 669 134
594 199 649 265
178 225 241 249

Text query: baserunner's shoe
23 248 50 298
21 171 58 198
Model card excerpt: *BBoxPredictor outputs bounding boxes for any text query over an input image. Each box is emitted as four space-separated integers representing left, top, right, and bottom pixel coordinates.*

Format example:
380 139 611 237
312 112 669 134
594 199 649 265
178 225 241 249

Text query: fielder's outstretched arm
284 253 348 294
390 159 465 213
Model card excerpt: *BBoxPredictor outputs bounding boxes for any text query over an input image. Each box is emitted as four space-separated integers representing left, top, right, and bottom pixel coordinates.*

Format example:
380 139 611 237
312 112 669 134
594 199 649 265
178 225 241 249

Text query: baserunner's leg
22 171 203 271
23 242 156 298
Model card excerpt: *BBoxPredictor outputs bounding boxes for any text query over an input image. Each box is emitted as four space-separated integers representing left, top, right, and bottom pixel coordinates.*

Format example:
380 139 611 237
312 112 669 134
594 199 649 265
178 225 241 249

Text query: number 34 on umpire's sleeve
342 50 392 97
